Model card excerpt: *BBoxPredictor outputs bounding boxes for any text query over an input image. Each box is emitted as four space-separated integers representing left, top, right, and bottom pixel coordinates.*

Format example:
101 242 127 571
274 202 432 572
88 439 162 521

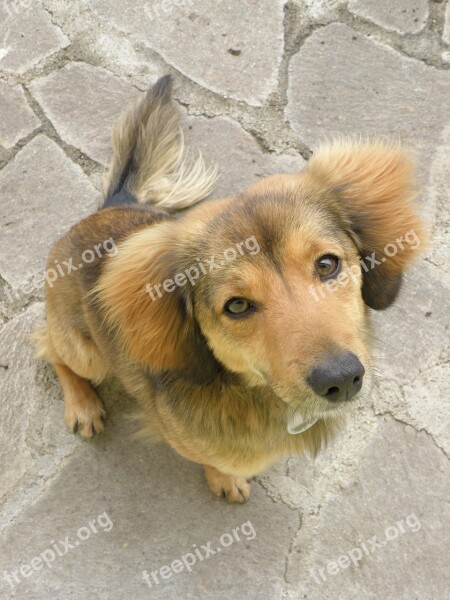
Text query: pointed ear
93 220 219 384
304 139 428 309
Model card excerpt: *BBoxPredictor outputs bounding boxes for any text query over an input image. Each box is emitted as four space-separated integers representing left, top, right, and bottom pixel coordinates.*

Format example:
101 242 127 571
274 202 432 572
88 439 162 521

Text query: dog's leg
54 363 105 439
204 465 250 503
34 320 108 438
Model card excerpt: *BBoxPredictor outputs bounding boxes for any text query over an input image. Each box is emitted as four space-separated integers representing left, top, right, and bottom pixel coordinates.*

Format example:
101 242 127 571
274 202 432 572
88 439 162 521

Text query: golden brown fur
34 77 426 502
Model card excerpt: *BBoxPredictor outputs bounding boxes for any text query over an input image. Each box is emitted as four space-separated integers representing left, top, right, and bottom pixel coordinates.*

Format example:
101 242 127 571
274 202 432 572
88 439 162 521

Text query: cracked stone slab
286 23 450 179
0 303 78 510
86 0 286 106
0 4 69 75
258 405 381 517
285 417 450 599
348 0 429 35
374 362 450 457
370 262 450 455
294 0 347 21
92 31 163 88
0 135 100 296
0 379 297 600
371 261 450 378
29 62 139 166
256 456 317 511
423 127 450 279
183 112 306 199
445 1 450 45
28 59 305 198
0 82 40 149
368 128 450 449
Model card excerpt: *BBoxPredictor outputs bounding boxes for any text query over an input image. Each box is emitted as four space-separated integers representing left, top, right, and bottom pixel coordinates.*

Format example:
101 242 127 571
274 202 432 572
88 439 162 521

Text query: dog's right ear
93 220 219 385
303 139 428 310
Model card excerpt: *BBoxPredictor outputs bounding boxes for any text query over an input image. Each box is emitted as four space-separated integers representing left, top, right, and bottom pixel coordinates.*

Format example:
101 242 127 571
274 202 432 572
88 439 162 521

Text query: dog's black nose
308 352 365 402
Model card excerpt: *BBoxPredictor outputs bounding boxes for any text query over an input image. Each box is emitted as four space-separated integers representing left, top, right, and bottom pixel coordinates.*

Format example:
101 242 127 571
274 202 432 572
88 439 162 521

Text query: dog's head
97 140 426 433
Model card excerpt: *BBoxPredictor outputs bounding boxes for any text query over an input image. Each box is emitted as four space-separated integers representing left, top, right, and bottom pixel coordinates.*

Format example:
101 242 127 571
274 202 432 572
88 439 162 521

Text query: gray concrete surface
0 1 449 599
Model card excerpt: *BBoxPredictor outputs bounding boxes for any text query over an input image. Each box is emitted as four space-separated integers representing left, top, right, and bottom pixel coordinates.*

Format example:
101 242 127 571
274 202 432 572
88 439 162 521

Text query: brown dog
34 76 426 502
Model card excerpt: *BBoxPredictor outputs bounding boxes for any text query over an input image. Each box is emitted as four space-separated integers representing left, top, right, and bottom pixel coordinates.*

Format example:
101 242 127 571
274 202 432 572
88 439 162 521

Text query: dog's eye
224 297 255 318
316 254 341 280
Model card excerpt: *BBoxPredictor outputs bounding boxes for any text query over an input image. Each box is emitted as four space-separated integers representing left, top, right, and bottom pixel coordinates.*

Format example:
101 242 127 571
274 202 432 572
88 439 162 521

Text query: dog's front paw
64 390 105 439
204 465 250 503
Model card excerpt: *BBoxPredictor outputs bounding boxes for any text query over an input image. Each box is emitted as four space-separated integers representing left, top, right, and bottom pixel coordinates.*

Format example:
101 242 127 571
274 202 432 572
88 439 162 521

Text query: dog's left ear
93 220 219 384
304 140 428 309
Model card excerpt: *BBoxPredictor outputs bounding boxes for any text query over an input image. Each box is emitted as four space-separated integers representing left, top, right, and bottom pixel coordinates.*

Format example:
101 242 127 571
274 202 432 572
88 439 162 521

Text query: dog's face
97 141 425 433
190 182 371 431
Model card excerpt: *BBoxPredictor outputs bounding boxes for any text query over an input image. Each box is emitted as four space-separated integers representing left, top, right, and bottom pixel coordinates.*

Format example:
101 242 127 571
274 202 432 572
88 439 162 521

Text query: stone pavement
0 1 449 599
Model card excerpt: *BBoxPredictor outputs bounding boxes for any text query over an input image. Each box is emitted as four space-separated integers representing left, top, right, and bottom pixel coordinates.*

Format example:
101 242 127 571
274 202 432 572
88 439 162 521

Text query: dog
34 76 426 502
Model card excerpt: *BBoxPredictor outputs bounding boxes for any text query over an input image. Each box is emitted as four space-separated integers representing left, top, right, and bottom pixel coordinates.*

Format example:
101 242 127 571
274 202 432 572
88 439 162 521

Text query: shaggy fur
104 74 218 210
34 76 426 502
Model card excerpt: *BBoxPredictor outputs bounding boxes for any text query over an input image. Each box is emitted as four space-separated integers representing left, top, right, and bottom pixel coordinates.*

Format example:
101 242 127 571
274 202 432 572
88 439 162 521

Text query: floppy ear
93 220 219 384
304 140 427 309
